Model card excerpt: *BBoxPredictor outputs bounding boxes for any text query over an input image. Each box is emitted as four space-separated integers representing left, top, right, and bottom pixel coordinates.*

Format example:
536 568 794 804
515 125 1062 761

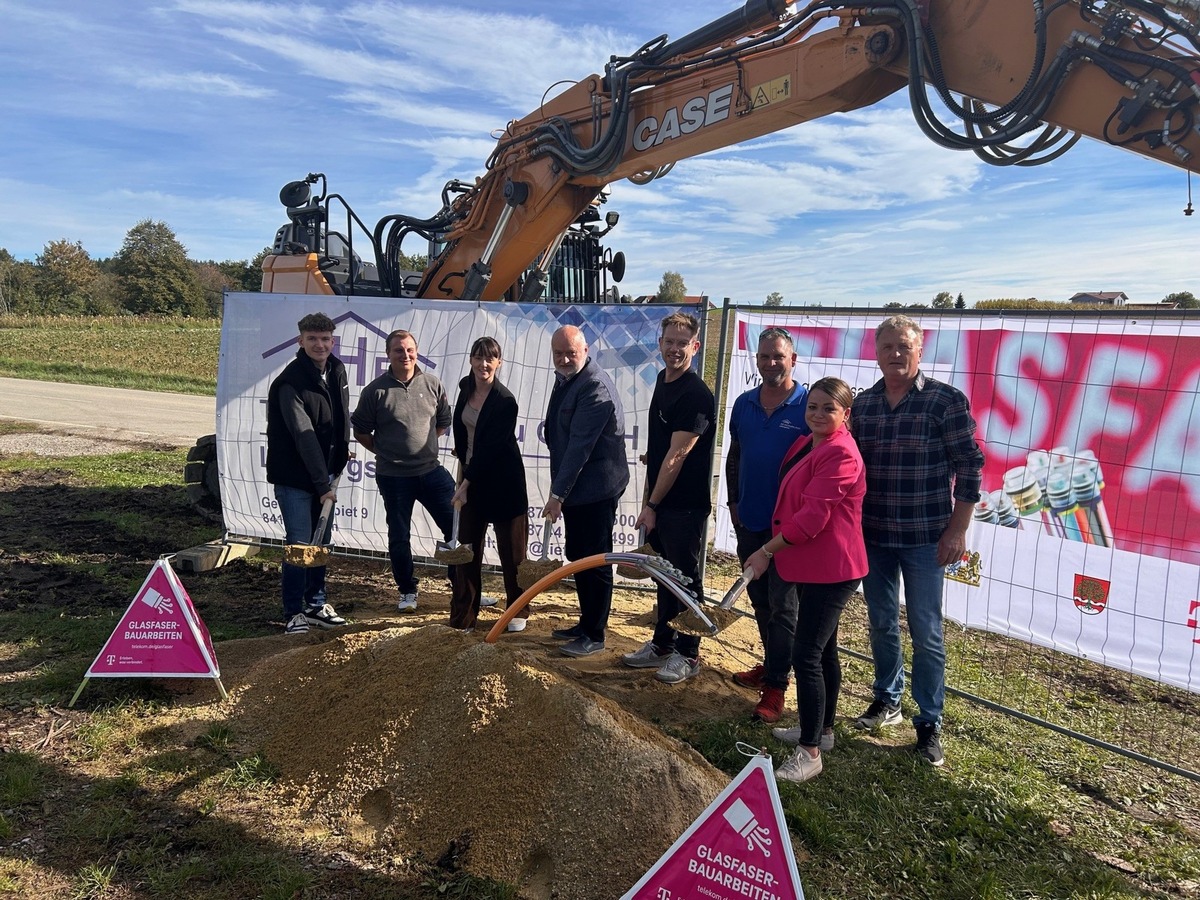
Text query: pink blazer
771 425 867 583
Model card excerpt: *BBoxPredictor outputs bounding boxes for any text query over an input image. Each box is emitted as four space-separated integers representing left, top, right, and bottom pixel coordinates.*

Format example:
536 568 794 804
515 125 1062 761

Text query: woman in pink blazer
746 376 867 783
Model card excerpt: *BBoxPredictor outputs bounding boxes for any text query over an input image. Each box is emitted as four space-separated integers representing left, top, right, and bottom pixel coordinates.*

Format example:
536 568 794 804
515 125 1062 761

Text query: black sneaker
551 623 585 640
853 699 903 730
304 603 346 628
561 636 605 657
914 722 945 766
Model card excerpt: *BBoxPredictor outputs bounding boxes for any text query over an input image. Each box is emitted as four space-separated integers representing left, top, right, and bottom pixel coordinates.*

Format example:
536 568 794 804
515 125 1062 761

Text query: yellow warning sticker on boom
750 75 793 110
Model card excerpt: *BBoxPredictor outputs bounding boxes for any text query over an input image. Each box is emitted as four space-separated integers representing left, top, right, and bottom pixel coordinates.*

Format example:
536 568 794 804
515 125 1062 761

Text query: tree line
0 220 265 318
6 228 1194 317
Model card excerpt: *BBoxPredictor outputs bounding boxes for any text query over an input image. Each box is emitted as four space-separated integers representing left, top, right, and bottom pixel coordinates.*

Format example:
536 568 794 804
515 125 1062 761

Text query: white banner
217 293 691 568
716 310 1200 694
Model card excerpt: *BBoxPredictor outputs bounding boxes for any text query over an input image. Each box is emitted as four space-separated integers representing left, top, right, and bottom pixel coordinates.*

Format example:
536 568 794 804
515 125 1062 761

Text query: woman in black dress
449 336 529 631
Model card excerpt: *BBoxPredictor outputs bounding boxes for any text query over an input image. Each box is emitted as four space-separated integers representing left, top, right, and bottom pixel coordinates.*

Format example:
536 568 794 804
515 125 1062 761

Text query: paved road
0 377 216 447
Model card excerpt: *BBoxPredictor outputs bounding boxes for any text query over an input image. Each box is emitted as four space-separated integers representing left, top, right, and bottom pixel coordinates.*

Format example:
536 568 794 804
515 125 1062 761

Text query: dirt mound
226 626 729 899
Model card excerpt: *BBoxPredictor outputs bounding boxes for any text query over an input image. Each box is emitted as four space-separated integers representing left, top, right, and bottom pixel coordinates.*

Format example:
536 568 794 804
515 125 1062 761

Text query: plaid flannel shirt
851 372 984 547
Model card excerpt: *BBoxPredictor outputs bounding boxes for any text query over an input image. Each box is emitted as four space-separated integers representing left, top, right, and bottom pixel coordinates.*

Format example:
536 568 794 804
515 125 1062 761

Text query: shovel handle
719 567 755 610
538 518 553 561
309 475 340 545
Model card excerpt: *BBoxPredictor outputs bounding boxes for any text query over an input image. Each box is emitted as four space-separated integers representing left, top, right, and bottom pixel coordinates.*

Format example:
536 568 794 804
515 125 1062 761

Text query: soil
0 431 782 899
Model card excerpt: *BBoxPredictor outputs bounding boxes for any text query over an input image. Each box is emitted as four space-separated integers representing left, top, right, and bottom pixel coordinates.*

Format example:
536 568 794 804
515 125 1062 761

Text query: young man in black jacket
265 312 351 634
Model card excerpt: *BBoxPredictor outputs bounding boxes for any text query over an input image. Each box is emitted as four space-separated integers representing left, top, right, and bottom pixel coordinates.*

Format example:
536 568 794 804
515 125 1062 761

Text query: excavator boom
263 0 1200 301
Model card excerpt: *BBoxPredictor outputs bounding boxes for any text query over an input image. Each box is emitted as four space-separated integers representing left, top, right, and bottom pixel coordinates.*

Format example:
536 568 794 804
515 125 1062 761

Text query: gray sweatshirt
351 368 451 477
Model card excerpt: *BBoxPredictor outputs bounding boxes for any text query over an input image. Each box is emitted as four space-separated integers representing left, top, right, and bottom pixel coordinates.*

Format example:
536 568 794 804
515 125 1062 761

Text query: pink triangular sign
85 558 221 680
621 754 805 899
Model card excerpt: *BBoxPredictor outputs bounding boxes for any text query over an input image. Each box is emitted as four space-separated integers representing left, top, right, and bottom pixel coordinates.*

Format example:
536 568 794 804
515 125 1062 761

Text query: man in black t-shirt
625 312 715 684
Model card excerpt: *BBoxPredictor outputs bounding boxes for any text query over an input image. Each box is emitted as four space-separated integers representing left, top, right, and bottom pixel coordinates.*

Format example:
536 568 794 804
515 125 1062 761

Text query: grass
0 468 1191 900
0 315 220 394
0 752 42 806
685 709 1199 899
72 860 118 900
0 447 192 485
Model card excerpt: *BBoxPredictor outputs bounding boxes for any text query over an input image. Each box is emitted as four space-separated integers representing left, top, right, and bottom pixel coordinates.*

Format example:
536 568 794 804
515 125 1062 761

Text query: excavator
186 0 1200 518
259 0 1200 304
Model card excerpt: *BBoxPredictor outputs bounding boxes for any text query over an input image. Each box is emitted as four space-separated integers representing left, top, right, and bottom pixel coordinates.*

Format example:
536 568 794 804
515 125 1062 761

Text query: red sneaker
754 686 786 724
732 663 765 690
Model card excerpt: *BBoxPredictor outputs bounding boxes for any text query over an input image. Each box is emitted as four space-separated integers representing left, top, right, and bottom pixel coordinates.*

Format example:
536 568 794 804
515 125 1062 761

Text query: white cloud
0 0 1195 308
128 70 276 99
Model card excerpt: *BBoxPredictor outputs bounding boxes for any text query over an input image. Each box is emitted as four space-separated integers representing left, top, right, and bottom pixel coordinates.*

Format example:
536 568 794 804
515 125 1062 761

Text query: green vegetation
0 222 262 318
0 315 219 393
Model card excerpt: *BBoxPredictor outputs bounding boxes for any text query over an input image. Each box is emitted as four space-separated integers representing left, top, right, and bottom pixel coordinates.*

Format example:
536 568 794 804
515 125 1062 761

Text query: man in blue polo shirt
725 327 810 720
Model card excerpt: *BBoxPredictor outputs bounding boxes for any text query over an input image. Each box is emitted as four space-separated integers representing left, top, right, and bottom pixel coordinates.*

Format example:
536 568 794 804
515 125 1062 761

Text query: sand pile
226 625 729 899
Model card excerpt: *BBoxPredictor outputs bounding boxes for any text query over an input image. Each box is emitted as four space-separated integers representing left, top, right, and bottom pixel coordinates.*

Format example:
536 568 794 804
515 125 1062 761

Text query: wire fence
709 302 1200 781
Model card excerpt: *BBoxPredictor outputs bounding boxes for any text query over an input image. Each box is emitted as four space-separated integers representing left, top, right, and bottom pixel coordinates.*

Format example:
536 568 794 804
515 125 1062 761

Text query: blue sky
1 0 1196 307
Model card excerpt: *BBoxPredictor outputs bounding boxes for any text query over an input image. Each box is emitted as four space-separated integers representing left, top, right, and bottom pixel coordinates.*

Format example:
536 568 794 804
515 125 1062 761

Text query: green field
0 315 221 394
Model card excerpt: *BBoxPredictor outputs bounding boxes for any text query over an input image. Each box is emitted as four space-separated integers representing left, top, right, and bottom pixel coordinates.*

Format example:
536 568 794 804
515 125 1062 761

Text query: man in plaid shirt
850 315 983 766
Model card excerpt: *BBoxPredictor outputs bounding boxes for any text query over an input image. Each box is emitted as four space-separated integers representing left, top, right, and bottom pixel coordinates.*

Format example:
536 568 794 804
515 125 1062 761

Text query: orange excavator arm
415 0 1199 302
266 0 1200 300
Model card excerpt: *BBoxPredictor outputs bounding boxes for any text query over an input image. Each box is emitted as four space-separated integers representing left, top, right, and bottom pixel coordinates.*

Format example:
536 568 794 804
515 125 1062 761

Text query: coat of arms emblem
1072 574 1111 615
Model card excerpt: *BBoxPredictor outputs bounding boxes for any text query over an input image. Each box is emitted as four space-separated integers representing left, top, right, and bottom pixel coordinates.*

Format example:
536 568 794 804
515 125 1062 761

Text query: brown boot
754 685 785 723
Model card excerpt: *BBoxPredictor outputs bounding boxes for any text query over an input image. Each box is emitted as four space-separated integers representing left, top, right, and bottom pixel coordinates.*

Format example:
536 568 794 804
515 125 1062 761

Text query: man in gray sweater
352 329 457 611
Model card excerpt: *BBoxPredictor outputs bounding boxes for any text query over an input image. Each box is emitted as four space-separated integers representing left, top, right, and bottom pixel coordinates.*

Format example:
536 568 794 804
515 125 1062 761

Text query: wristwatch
761 547 774 560
549 493 564 503
646 500 660 511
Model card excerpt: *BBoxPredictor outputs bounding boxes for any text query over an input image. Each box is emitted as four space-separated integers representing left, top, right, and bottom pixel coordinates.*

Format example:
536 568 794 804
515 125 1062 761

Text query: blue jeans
275 483 332 617
861 542 947 727
376 467 456 594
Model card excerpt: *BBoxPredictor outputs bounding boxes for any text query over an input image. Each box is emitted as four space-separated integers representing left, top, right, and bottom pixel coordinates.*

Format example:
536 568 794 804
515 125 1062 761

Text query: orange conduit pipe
484 553 611 643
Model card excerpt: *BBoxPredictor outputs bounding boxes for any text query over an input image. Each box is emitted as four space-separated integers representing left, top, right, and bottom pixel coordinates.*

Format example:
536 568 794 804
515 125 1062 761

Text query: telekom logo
1189 601 1200 645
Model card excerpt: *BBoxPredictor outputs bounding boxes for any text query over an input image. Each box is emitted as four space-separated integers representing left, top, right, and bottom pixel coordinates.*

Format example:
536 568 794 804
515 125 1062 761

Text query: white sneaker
622 640 670 669
655 652 701 684
776 748 823 783
397 593 418 611
480 596 499 608
506 617 528 633
284 613 309 634
772 724 836 752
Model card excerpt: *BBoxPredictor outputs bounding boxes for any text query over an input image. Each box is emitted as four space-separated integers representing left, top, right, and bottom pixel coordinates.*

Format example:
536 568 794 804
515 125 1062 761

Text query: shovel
518 518 558 589
674 566 755 637
434 503 475 565
615 526 655 580
283 479 338 568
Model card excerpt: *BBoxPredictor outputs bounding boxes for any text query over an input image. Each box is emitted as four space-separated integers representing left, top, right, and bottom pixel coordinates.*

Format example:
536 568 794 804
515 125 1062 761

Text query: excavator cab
262 173 624 302
264 175 384 297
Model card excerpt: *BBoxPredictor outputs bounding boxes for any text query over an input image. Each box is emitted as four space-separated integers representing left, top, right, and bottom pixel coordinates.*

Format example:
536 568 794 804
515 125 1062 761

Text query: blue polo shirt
727 382 811 531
